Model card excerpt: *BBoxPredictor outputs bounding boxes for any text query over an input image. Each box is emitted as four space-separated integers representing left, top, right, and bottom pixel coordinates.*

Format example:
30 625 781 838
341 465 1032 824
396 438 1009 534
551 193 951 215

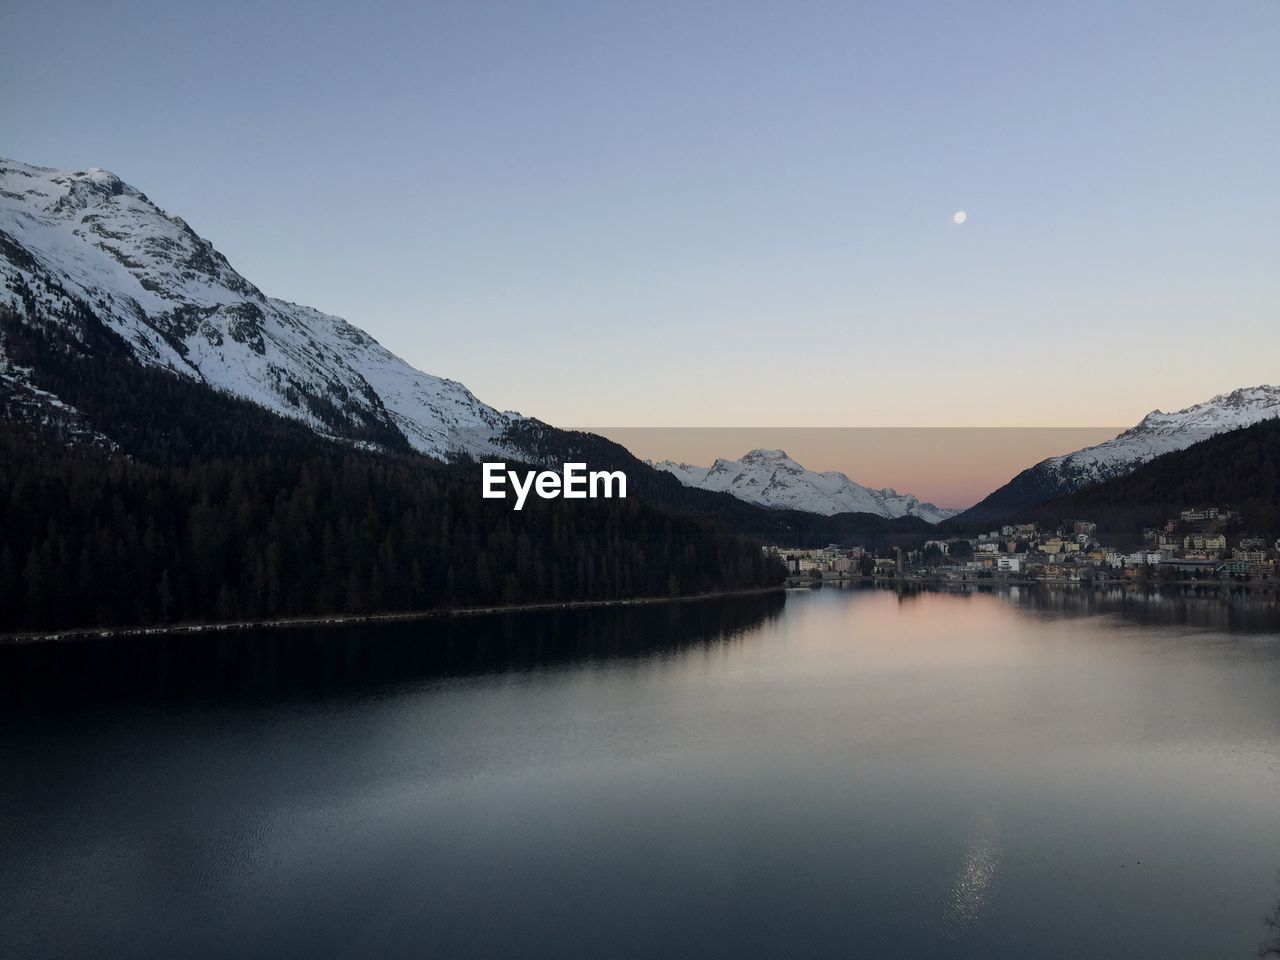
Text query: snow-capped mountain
957 385 1280 522
0 157 519 459
649 448 959 523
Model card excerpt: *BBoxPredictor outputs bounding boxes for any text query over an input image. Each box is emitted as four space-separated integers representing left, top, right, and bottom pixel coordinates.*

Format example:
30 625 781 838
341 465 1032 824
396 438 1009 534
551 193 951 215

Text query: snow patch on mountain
649 448 959 522
0 334 117 450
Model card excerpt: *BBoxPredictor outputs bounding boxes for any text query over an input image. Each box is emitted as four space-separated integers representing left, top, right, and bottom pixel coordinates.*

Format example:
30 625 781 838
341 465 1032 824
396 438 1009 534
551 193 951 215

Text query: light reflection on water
945 807 1004 935
1 586 1278 959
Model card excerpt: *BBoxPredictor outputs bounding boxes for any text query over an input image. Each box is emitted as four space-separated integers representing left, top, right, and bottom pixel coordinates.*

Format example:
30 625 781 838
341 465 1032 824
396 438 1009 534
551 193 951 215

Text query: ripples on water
943 807 1004 936
1 585 1278 959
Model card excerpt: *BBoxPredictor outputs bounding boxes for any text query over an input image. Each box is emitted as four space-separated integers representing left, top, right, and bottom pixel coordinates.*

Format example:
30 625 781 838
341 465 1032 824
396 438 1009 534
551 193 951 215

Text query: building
1184 533 1227 553
1219 557 1253 577
1159 558 1219 577
1043 562 1079 580
1124 552 1165 566
1180 507 1221 523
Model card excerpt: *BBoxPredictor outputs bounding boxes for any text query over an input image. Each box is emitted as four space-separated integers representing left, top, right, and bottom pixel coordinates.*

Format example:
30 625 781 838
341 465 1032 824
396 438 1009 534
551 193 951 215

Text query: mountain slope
1020 417 1280 540
0 414 787 635
0 156 931 557
0 158 516 459
955 386 1280 523
650 448 959 523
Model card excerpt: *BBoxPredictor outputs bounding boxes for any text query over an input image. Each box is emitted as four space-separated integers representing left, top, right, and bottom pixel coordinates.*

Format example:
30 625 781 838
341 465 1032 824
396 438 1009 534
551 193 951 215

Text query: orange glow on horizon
584 427 1121 510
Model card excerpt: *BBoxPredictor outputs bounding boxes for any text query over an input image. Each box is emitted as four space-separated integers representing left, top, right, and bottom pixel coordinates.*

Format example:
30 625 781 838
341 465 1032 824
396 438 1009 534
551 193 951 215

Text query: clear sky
2 0 1277 431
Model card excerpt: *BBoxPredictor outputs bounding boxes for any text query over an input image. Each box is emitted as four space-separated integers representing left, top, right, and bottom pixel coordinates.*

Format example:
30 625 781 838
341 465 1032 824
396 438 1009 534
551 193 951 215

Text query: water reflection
944 808 1004 936
1 588 1278 960
1007 583 1280 633
0 592 786 712
831 580 1280 635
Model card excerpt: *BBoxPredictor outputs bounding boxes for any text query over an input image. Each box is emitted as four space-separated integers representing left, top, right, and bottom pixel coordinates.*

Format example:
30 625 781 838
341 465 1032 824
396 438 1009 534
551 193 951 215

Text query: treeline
3 302 927 551
0 426 783 633
0 302 784 634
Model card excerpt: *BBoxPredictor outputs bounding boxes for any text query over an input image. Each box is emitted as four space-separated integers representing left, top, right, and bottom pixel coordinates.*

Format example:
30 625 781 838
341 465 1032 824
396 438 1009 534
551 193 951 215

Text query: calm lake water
2 585 1280 959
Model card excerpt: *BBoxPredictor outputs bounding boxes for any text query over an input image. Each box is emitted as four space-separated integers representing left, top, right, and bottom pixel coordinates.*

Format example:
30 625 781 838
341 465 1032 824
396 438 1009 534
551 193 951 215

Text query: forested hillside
1018 418 1280 539
0 303 791 634
0 292 951 635
0 423 783 633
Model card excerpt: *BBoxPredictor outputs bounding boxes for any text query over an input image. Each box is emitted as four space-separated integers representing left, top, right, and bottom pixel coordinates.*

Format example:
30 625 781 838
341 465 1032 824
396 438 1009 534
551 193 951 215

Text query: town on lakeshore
772 506 1280 585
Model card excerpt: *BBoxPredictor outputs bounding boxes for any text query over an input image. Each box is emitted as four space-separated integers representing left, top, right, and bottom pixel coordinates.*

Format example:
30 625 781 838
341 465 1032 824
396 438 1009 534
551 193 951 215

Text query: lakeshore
789 573 1280 594
0 584 787 647
14 570 1279 649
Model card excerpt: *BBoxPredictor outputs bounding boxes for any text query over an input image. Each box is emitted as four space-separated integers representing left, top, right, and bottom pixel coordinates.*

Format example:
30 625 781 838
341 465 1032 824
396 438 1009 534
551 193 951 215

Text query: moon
953 210 967 224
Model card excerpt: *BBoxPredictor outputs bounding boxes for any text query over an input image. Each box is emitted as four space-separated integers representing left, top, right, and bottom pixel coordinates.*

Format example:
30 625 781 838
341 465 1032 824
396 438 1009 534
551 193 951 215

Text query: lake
2 585 1279 959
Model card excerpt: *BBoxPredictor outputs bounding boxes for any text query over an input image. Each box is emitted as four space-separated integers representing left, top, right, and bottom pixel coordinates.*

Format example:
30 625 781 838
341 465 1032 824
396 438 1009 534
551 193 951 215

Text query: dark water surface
2 586 1279 959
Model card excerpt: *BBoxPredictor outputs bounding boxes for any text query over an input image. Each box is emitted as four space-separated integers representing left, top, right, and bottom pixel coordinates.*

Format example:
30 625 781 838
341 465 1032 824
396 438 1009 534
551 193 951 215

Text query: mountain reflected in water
850 580 1280 634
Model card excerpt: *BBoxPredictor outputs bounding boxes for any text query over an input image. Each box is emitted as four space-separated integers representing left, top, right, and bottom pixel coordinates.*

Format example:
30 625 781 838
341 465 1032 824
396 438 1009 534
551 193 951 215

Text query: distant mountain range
955 386 1280 523
647 388 1280 526
4 156 1276 547
649 448 959 523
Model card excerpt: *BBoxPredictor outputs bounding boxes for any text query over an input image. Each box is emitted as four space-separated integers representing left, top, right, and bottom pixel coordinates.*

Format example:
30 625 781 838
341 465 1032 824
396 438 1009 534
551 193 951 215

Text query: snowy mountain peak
648 450 957 523
1215 384 1280 405
740 448 794 463
1122 385 1280 439
0 156 523 460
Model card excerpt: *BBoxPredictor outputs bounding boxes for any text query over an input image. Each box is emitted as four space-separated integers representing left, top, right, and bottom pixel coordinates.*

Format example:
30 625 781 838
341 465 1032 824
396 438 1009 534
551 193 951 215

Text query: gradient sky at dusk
589 427 1121 510
2 0 1277 434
